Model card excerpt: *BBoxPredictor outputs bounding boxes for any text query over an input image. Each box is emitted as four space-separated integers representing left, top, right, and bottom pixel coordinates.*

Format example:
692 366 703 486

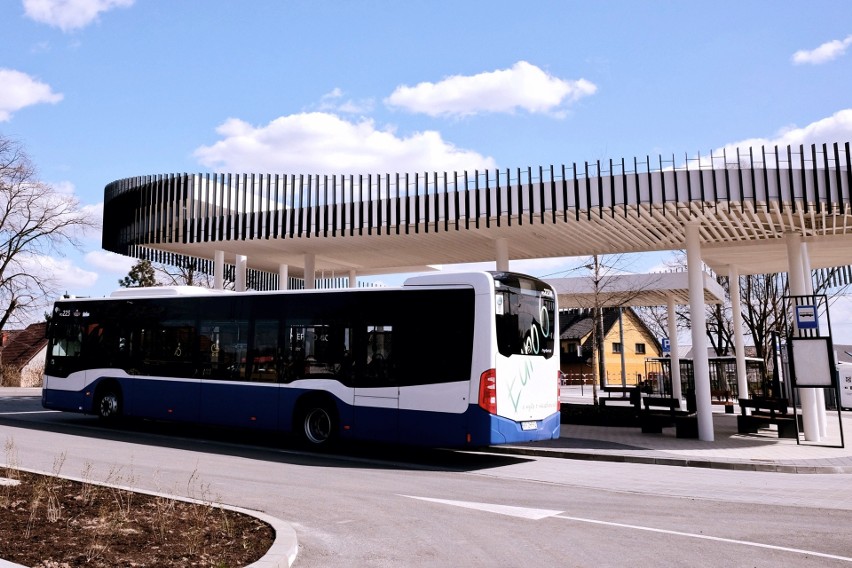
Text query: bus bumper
466 408 561 446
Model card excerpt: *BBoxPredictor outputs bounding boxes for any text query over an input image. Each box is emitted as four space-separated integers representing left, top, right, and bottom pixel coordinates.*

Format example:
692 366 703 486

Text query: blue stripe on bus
43 378 560 447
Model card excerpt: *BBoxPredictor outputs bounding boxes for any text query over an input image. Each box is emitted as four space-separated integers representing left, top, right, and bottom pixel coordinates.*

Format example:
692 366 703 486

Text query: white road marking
400 495 561 520
0 411 59 415
402 495 852 562
554 514 852 563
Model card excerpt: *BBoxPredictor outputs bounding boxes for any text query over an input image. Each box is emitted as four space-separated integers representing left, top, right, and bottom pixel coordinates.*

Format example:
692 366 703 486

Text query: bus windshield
493 273 555 358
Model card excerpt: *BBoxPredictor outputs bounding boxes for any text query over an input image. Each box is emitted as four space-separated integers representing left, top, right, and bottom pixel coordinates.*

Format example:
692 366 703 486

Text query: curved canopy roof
102 142 852 287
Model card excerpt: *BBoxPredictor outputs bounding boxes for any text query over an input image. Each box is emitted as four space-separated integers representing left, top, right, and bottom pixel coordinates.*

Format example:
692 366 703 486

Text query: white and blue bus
42 271 560 448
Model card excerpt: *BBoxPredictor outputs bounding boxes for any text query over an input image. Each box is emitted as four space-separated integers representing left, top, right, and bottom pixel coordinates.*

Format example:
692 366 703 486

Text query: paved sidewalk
496 389 852 473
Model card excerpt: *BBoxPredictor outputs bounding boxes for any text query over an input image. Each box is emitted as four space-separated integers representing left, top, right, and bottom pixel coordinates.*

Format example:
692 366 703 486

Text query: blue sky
2 1 852 337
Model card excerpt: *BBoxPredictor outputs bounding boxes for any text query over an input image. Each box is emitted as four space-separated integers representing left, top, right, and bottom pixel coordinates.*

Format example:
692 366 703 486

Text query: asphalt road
1 394 851 567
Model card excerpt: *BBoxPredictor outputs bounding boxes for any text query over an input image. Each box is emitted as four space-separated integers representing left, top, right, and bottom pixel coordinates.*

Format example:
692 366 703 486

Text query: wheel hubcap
304 408 331 444
100 394 118 417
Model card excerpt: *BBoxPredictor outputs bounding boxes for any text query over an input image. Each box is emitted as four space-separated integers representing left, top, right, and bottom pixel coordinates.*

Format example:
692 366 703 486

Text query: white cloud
317 88 374 115
792 35 852 65
385 61 597 118
79 201 104 240
42 180 103 241
85 249 135 275
718 109 852 158
194 112 496 174
23 0 134 32
0 68 63 122
26 254 99 291
49 179 76 195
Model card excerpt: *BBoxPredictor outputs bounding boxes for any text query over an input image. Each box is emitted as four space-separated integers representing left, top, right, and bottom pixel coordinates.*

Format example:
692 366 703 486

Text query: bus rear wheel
298 404 337 447
96 389 122 421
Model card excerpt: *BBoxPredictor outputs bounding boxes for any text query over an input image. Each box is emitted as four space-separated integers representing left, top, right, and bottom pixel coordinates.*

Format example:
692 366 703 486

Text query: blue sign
795 305 818 330
661 337 671 353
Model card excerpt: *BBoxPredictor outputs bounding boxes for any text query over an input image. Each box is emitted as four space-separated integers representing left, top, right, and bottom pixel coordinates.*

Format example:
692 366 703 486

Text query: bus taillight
478 369 497 414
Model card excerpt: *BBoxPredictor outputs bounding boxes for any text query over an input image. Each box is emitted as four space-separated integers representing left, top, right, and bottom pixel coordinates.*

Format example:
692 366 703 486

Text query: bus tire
95 386 122 422
296 400 337 448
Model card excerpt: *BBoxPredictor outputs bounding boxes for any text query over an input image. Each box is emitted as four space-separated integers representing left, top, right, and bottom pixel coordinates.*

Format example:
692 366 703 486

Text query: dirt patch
0 469 275 567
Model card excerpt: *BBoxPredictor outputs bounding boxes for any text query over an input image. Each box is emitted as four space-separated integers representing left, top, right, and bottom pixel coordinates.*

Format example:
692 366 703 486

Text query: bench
599 386 640 409
737 397 797 438
639 396 698 438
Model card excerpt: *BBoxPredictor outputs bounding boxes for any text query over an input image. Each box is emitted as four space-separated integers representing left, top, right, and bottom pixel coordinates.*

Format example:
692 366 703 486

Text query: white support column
349 270 357 289
278 264 289 291
685 223 714 441
786 232 820 441
666 295 683 402
801 242 828 437
618 308 627 388
235 254 247 292
304 254 316 290
728 265 749 404
214 250 225 290
495 238 509 272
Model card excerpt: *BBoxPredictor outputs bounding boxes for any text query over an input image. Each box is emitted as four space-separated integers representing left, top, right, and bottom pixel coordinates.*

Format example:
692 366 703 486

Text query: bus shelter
645 356 766 407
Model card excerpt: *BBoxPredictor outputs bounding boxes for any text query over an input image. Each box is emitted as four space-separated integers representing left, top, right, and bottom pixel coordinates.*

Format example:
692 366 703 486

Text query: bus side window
284 324 352 382
365 325 393 386
248 320 278 383
198 320 248 381
51 325 82 357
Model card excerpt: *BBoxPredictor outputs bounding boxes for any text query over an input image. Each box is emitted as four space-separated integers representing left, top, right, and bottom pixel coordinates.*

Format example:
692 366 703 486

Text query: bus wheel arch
294 394 338 448
94 380 122 421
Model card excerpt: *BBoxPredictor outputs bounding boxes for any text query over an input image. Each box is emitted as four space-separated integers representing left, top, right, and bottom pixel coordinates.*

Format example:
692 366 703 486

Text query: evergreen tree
119 259 157 287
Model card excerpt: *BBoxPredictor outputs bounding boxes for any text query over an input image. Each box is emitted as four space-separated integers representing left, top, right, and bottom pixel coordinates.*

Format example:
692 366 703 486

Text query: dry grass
0 439 274 567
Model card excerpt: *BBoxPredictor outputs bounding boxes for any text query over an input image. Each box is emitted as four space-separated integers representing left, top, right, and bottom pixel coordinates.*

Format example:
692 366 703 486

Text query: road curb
490 445 852 474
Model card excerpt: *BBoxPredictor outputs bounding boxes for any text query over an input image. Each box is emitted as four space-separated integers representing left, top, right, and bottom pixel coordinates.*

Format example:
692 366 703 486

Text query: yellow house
559 307 661 387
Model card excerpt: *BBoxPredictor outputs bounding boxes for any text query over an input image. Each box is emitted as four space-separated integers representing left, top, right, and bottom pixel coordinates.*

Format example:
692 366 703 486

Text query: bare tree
639 251 850 380
155 258 219 288
556 253 664 405
0 136 96 331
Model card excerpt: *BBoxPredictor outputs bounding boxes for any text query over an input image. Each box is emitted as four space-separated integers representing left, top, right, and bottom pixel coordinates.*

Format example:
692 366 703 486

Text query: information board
788 337 835 388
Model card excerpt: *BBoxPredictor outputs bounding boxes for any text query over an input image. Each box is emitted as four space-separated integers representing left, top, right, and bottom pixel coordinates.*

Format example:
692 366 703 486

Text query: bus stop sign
796 305 818 330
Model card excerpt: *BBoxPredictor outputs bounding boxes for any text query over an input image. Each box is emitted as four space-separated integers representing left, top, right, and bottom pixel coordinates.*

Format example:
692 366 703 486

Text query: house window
635 343 646 354
612 342 622 354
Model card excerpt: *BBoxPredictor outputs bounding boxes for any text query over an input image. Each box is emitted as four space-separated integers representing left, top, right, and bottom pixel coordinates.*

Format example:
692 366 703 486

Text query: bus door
198 318 280 429
353 325 399 442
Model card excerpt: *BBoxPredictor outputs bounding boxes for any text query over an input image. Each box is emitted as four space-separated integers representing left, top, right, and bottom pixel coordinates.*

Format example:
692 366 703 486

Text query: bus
42 271 560 448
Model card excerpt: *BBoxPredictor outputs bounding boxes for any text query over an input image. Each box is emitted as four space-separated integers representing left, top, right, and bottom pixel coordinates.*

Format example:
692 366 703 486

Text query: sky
2 0 852 339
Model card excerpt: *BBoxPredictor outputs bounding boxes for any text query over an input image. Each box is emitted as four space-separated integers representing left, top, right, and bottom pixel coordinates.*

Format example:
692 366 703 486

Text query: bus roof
108 286 235 299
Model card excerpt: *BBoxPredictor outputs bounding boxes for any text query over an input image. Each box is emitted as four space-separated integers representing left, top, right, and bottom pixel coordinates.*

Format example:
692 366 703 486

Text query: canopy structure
548 272 726 309
102 142 852 443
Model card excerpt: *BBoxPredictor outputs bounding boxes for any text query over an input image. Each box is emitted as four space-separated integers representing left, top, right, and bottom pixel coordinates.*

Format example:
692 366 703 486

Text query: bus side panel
398 407 467 446
42 373 91 413
199 382 280 430
128 376 200 422
352 402 399 443
398 382 469 445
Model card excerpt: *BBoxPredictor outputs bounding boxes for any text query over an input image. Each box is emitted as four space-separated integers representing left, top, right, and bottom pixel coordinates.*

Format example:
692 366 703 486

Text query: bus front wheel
96 388 122 421
298 403 337 447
